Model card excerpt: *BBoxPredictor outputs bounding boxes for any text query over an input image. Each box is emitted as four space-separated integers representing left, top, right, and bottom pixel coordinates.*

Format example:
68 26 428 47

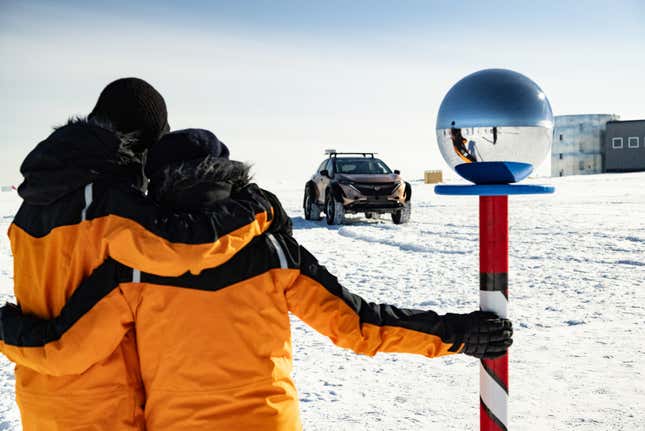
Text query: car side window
317 160 328 173
324 159 332 176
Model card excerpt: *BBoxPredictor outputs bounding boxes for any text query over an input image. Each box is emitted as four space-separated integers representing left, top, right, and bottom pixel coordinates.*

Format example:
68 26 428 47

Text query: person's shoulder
95 182 149 205
94 182 161 219
250 186 292 236
232 183 271 208
93 183 214 243
98 182 274 245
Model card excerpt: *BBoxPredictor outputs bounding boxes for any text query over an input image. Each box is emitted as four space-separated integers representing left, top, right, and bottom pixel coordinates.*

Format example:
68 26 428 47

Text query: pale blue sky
1 1 644 184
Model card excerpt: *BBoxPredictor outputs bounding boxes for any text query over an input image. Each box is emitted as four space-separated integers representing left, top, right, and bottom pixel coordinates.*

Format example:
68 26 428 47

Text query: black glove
442 311 513 359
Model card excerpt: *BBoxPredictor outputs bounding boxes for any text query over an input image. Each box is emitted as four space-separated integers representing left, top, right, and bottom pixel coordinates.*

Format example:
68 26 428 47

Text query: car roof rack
325 150 377 158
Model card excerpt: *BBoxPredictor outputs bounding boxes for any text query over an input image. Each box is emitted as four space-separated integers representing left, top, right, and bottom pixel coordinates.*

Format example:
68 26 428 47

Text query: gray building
551 114 619 177
604 120 645 172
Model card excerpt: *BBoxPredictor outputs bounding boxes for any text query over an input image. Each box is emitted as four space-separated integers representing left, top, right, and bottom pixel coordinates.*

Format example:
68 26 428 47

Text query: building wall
551 114 618 177
605 120 645 172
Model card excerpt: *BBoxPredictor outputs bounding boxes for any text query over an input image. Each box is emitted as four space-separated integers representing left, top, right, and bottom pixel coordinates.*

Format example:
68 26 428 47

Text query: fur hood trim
18 117 146 205
59 116 145 166
148 157 252 207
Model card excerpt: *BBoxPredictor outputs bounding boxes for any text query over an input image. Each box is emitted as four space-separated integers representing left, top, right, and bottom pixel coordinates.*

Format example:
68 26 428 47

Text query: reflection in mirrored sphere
436 69 553 176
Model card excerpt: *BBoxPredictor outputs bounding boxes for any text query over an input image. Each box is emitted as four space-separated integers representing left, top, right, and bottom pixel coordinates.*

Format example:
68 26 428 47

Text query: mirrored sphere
436 69 553 176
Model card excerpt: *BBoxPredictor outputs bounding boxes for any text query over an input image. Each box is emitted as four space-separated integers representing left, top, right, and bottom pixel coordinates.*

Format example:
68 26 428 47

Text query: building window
612 137 623 149
559 134 563 141
628 137 639 148
579 160 585 171
559 153 563 160
579 123 584 132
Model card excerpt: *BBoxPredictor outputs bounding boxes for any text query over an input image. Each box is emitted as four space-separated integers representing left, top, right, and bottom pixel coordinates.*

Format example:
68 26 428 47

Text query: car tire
392 201 411 225
303 187 322 220
325 192 345 225
365 212 373 219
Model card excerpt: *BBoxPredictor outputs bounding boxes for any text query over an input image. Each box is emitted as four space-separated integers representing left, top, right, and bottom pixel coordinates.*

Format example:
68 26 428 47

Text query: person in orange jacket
450 127 477 163
1 80 276 430
1 128 513 430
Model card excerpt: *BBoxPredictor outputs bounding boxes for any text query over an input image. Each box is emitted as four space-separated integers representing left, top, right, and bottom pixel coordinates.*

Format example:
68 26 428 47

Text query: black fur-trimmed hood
147 156 252 209
146 156 292 234
18 117 146 205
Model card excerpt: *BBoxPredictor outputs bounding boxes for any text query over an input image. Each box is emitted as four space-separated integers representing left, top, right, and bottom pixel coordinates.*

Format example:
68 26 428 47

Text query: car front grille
352 182 398 196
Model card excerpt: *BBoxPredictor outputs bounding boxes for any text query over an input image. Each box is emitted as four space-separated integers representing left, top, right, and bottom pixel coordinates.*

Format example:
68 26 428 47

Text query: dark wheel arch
303 182 323 221
304 181 319 203
404 182 412 202
329 182 345 202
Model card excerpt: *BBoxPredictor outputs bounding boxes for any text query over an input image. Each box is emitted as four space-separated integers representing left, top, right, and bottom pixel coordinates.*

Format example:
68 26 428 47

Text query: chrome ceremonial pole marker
434 69 555 431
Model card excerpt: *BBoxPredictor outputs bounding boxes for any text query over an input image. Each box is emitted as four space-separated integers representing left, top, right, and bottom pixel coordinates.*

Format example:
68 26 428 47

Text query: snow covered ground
1 172 644 430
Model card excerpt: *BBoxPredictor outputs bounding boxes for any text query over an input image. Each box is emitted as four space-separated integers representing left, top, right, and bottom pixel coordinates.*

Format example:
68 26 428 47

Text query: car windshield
335 158 392 175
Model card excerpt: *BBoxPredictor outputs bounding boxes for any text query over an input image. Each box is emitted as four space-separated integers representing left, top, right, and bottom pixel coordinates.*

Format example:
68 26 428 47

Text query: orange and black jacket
1 225 464 430
1 119 274 430
450 128 476 163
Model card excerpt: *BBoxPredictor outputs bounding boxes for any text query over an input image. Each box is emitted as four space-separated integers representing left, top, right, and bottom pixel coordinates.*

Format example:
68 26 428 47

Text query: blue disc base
435 184 555 196
455 161 533 184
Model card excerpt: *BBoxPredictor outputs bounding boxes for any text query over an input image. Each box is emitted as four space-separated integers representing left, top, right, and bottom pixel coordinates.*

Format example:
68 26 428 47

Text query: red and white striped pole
434 66 554 429
437 181 552 429
479 195 509 431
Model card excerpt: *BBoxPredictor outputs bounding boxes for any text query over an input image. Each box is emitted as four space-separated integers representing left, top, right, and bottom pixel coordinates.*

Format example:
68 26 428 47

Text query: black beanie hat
145 128 229 179
88 77 169 151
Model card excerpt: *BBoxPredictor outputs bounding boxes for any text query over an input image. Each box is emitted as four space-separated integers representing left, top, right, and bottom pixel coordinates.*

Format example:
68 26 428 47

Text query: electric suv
303 151 411 225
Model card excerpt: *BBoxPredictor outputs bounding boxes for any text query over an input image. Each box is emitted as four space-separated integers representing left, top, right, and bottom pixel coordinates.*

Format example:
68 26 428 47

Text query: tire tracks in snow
335 226 472 255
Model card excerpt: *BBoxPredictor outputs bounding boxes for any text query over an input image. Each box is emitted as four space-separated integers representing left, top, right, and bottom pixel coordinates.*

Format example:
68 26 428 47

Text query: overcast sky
1 0 644 185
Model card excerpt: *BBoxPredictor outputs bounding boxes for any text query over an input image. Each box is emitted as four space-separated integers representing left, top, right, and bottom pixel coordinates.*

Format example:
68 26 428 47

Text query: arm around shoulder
0 259 135 376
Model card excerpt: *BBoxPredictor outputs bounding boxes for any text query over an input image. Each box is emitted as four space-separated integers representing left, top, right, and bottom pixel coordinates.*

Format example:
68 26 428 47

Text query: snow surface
1 173 644 430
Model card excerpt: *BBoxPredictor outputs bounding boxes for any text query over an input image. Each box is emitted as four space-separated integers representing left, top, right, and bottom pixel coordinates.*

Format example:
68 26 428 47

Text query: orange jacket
1 231 461 430
2 120 273 430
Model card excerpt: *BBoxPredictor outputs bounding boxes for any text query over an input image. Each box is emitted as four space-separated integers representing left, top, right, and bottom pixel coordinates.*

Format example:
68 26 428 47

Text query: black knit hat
88 77 169 151
145 128 229 179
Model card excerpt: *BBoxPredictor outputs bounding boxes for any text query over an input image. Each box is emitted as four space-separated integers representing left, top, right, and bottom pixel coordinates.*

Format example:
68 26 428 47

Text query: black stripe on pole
480 397 508 431
480 272 508 298
481 359 509 394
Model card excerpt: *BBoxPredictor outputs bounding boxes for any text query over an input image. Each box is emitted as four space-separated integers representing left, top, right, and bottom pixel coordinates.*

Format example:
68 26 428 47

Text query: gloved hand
442 311 513 359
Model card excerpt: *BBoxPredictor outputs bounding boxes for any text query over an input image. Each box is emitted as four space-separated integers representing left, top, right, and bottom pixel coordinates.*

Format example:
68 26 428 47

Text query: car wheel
365 212 373 219
391 201 411 225
303 187 322 220
325 192 345 225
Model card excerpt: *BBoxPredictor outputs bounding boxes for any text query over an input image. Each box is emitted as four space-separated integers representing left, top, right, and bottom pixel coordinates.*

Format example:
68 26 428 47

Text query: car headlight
348 184 361 194
338 182 361 194
392 181 403 192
